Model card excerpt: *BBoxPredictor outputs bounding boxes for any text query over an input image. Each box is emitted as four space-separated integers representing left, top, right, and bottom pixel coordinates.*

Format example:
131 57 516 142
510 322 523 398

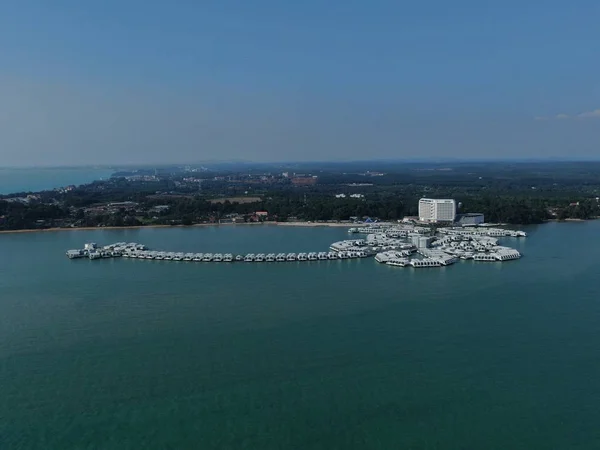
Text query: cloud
536 109 600 120
577 109 600 118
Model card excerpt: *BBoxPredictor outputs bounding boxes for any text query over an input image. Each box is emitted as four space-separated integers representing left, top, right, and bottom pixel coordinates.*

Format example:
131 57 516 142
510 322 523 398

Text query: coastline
2 217 598 235
0 222 357 235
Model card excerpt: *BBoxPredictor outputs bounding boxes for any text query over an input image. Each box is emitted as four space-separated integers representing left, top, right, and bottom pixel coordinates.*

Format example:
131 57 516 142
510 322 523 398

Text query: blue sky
1 0 599 165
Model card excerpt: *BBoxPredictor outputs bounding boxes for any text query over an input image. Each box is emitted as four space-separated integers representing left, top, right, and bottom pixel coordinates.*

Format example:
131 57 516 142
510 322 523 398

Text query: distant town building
418 198 456 222
335 193 363 199
4 194 41 204
150 205 170 213
125 175 159 182
291 176 317 186
457 213 484 226
182 177 204 184
108 201 138 208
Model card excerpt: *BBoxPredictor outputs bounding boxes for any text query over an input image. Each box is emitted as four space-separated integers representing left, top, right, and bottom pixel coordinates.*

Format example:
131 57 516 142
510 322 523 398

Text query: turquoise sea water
0 168 114 195
1 223 600 449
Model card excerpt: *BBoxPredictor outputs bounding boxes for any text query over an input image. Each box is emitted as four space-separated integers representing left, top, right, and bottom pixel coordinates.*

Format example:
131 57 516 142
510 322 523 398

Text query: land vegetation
1 161 599 231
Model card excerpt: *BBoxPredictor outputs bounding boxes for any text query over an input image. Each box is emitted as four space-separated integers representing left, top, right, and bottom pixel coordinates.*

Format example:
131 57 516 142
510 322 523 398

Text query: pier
66 242 371 263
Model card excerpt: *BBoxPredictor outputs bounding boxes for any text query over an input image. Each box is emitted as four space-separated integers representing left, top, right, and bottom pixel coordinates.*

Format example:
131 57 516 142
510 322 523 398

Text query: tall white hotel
418 198 456 223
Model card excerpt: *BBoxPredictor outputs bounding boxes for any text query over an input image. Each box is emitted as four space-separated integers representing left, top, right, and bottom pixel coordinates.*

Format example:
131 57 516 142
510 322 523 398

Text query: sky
1 0 599 166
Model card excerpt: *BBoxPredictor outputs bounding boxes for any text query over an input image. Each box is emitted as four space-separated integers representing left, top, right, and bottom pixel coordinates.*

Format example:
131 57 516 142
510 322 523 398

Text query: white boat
318 252 328 260
193 254 203 262
327 252 338 260
202 253 213 262
297 253 308 261
286 253 297 261
308 252 318 261
275 253 286 262
235 255 244 262
223 254 233 262
266 253 276 262
213 253 224 262
244 253 256 262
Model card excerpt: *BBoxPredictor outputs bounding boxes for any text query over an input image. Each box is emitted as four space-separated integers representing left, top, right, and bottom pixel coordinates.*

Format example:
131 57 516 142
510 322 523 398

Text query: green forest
1 162 599 231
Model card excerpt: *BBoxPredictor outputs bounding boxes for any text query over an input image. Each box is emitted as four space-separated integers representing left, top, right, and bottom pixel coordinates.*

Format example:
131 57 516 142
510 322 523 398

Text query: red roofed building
291 176 317 186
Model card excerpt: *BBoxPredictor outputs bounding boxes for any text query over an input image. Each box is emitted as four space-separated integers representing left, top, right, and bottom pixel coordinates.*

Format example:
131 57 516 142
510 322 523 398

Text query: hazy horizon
1 1 599 166
5 156 600 172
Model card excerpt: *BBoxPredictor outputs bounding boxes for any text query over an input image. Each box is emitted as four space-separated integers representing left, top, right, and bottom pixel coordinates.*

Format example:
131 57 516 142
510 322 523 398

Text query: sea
0 167 114 195
1 222 600 449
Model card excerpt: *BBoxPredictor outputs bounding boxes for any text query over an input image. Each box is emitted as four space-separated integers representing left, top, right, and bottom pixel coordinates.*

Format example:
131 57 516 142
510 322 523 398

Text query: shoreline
0 222 358 235
1 217 598 235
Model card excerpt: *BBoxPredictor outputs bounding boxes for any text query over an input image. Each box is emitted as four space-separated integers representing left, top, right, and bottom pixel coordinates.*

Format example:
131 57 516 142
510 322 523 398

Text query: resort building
418 198 456 223
457 213 485 226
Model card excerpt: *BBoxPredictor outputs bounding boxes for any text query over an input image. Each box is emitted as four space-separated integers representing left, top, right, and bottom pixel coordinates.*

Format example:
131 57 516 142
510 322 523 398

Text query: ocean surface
0 167 114 195
1 222 600 449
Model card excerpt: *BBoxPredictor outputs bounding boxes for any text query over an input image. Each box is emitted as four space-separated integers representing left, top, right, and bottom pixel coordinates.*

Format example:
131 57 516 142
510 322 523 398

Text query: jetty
66 242 370 263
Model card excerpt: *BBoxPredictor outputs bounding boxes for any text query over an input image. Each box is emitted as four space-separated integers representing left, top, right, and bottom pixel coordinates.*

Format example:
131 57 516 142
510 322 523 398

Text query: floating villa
66 224 525 269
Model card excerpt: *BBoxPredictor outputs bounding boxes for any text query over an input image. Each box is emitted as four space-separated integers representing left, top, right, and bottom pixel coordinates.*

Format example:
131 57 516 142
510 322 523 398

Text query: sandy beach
275 222 356 228
3 219 597 235
0 221 358 235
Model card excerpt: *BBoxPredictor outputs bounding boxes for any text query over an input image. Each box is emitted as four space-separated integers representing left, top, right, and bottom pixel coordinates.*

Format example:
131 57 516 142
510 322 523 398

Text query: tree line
1 182 599 231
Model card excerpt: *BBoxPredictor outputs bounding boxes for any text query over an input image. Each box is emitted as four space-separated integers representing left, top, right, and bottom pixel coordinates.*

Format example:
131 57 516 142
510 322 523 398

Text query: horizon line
4 157 600 170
